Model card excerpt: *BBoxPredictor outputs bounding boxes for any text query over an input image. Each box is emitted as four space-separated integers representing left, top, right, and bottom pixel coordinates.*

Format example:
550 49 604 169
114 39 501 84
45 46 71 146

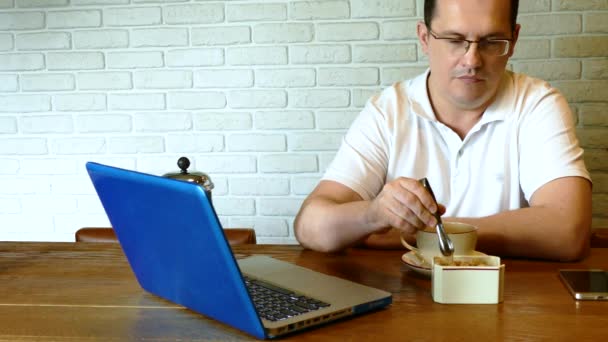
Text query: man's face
419 0 520 112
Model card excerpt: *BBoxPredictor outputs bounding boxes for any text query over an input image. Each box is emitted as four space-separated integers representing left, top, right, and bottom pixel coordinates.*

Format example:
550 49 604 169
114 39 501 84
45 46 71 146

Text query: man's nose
461 42 483 68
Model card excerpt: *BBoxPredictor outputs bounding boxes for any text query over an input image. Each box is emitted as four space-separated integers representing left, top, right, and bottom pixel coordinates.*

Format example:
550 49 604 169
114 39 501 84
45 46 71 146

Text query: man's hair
424 0 519 31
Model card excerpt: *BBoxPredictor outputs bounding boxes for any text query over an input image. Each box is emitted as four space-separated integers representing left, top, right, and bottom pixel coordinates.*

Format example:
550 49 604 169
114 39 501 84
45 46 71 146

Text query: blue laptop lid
86 162 266 339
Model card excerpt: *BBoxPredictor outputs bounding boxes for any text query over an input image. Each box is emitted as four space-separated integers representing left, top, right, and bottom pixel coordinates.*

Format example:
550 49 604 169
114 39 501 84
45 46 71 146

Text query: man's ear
417 21 430 55
507 23 521 58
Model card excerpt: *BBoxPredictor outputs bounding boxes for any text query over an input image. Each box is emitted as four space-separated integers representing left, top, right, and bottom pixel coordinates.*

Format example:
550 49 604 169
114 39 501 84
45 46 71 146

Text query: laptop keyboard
244 276 330 322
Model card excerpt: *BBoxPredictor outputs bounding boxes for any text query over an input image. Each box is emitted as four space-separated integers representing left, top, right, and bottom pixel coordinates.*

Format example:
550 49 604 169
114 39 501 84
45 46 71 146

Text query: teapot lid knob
177 157 190 174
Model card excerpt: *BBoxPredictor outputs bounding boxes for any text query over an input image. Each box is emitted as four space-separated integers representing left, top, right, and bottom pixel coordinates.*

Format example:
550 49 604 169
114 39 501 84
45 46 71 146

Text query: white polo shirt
322 69 590 218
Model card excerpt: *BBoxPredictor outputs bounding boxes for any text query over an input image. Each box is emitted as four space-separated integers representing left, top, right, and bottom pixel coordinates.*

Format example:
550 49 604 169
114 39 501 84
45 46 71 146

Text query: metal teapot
163 156 214 204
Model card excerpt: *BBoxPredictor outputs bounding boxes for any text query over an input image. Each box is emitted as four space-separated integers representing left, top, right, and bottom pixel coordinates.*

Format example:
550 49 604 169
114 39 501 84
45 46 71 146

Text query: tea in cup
401 222 478 266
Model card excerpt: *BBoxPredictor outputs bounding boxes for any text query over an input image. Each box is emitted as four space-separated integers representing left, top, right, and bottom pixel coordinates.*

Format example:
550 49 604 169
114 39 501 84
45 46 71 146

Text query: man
294 0 592 261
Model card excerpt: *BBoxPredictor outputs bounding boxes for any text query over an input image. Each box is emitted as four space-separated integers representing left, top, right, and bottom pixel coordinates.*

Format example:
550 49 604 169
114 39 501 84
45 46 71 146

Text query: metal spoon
419 178 454 257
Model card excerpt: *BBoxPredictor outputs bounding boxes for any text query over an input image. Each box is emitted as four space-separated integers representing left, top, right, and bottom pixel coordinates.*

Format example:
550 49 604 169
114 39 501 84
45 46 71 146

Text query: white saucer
401 251 487 277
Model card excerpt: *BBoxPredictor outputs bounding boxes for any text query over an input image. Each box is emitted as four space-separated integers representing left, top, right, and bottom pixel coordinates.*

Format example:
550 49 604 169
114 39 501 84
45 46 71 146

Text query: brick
319 152 336 172
553 0 608 11
512 60 581 81
72 0 128 4
520 0 551 12
17 0 67 6
208 177 228 196
553 80 608 102
227 134 286 152
166 48 224 67
0 116 17 133
592 194 608 216
21 74 75 91
194 155 257 173
51 137 106 154
0 0 12 8
255 111 314 129
0 74 18 92
259 198 303 216
0 175 50 193
289 0 349 20
0 95 50 112
227 90 287 109
104 7 161 26
0 198 20 214
16 32 71 50
50 175 102 195
74 30 128 49
253 23 313 44
230 177 290 195
107 51 163 69
511 39 551 60
227 46 288 65
77 71 132 90
131 28 188 47
0 53 44 71
214 198 256 216
292 176 321 195
163 4 223 24
583 60 608 80
76 114 132 133
229 218 289 237
193 112 252 131
53 93 106 111
579 103 608 126
166 133 223 153
227 3 287 22
585 13 608 33
518 14 581 36
382 66 429 85
353 88 382 108
0 33 12 51
20 115 73 133
289 132 343 151
194 69 254 88
0 12 44 30
351 0 415 18
316 110 359 129
47 10 101 28
317 22 379 41
192 26 251 46
0 138 47 155
576 128 608 148
592 173 608 193
47 52 104 70
289 89 350 108
383 20 419 40
319 67 379 86
259 154 317 173
19 159 79 175
256 68 315 88
0 159 20 174
168 91 226 110
109 93 165 110
21 196 77 215
134 112 192 132
554 36 608 58
353 44 417 63
133 70 192 89
585 148 608 171
290 44 351 64
108 136 165 154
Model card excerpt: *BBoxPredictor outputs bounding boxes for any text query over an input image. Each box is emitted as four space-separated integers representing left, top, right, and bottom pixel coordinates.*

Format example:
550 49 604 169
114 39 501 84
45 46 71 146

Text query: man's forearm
294 198 380 253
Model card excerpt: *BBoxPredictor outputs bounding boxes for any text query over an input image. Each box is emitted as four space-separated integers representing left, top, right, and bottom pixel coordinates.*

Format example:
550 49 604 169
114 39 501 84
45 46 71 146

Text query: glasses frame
427 29 513 57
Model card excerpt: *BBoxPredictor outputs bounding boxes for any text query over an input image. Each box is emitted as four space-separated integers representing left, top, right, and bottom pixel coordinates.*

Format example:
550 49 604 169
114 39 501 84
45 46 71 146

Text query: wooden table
0 242 606 341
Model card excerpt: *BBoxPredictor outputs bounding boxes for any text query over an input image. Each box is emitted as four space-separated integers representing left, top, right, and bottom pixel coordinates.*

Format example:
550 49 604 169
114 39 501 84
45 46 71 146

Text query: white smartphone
559 269 608 300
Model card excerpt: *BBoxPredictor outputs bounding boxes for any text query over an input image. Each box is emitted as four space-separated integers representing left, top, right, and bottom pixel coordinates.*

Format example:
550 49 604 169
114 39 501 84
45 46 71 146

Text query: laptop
85 162 392 339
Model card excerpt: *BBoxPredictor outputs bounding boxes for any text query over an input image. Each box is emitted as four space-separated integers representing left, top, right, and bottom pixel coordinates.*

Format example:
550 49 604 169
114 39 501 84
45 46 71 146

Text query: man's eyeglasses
428 29 512 57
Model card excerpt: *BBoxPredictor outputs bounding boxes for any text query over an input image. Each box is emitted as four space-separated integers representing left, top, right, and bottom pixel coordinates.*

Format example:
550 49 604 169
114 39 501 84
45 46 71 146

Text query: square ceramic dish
431 255 504 304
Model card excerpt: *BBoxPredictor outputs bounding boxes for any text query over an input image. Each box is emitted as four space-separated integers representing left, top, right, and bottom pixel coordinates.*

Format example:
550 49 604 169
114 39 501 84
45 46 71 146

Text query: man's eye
447 39 465 45
483 40 502 46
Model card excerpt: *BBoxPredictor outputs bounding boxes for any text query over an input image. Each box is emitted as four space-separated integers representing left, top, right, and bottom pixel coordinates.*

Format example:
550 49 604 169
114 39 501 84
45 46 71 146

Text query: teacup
401 222 478 266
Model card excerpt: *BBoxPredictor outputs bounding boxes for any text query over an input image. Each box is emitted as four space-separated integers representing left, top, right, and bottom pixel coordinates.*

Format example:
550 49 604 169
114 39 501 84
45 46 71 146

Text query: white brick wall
0 0 606 243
